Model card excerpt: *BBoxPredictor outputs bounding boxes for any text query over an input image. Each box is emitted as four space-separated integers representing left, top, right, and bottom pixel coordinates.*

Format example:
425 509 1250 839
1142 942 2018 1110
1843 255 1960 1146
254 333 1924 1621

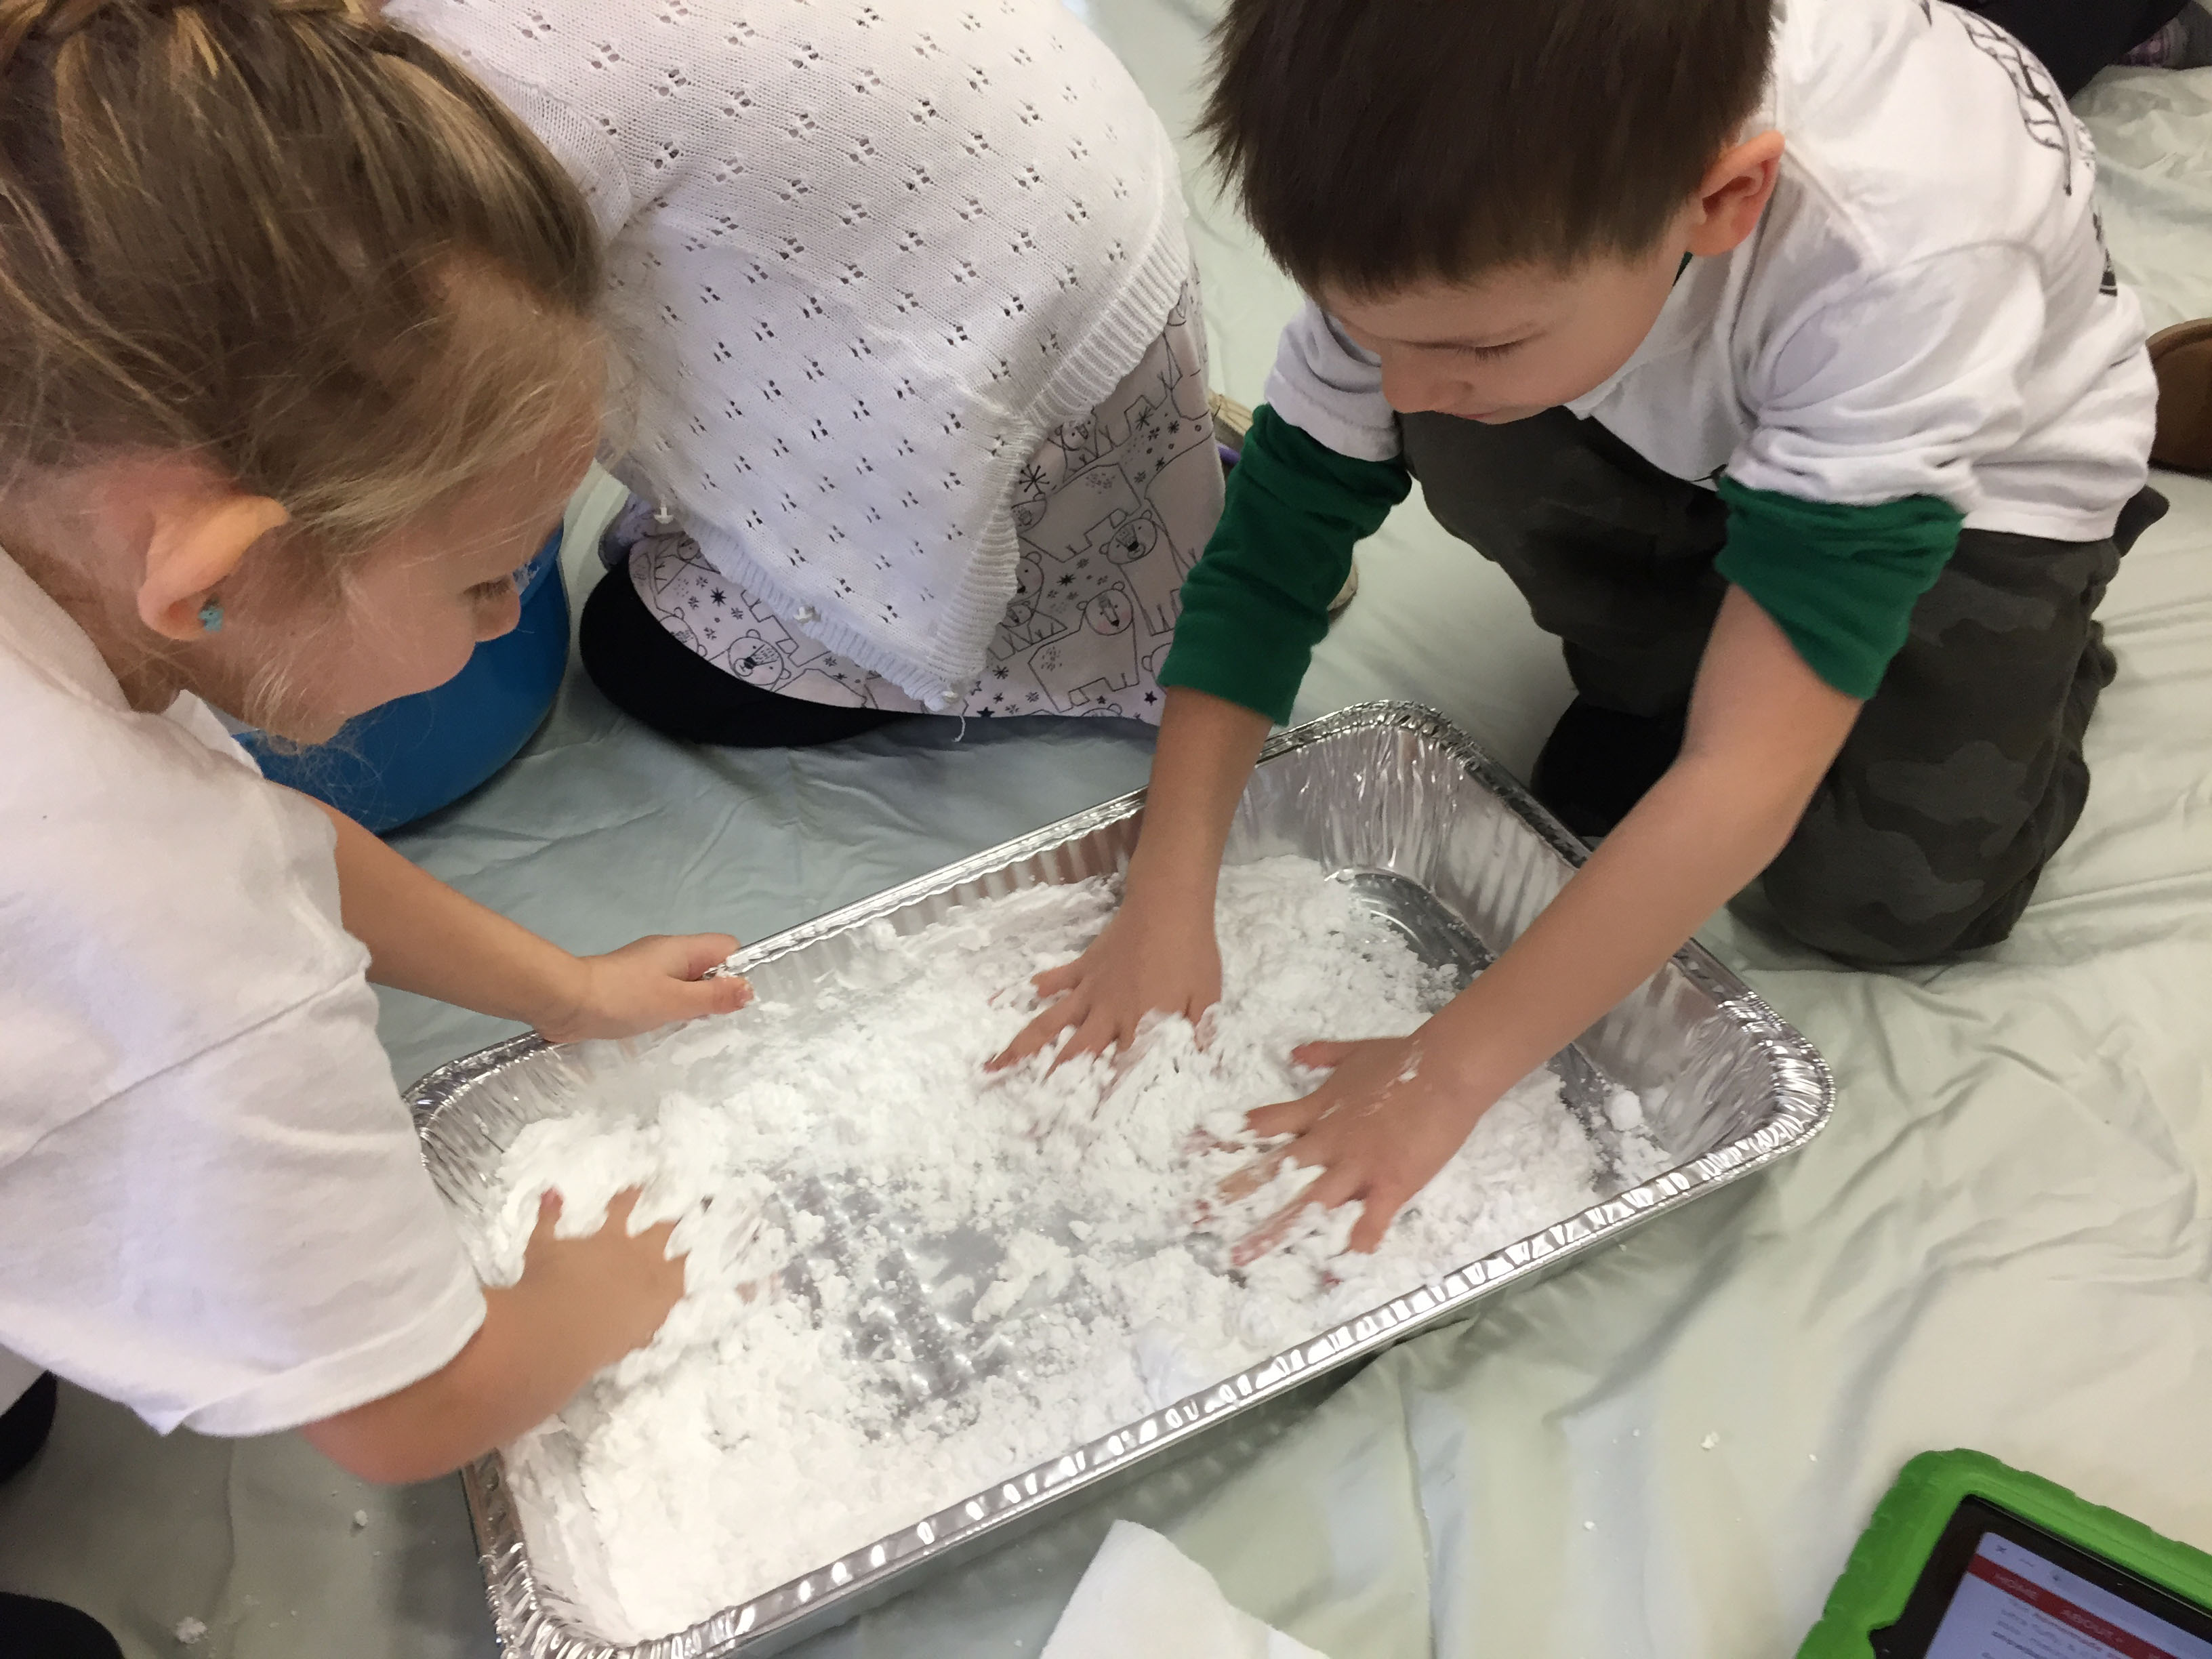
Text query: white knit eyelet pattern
390 0 1193 705
628 274 1222 724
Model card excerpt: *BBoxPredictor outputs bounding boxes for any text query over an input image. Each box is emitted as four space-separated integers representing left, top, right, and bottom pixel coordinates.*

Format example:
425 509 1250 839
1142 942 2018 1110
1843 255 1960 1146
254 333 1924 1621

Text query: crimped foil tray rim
409 700 1833 1659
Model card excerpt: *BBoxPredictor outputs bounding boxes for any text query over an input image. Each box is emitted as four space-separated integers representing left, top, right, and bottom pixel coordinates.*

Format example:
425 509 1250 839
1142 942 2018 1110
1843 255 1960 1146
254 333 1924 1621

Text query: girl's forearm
303 794 586 1029
299 1281 598 1484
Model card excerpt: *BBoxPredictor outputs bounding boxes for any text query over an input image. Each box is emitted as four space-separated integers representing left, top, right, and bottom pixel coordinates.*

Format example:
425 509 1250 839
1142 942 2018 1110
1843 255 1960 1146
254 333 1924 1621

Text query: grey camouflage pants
1401 407 2167 965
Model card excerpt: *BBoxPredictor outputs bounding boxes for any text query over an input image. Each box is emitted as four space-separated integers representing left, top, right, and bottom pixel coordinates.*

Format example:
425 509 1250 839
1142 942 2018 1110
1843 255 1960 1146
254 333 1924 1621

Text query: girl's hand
302 1187 685 1482
987 895 1221 1071
1225 1034 1498 1264
534 933 753 1044
517 1189 687 1370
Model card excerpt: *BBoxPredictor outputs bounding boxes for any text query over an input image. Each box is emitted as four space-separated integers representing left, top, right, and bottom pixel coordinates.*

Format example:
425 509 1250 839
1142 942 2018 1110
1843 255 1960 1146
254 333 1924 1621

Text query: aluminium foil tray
407 701 1832 1657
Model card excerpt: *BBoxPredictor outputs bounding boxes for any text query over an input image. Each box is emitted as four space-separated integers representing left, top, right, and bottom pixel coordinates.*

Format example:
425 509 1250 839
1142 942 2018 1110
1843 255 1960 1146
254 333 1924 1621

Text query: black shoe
0 1594 123 1659
1528 697 1687 840
0 1372 56 1484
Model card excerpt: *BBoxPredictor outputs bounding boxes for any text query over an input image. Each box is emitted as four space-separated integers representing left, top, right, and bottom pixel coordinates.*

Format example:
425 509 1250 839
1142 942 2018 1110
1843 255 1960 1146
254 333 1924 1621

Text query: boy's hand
987 894 1222 1071
1224 1033 1495 1263
534 933 753 1044
516 1189 687 1370
987 687 1274 1073
1217 591 1862 1266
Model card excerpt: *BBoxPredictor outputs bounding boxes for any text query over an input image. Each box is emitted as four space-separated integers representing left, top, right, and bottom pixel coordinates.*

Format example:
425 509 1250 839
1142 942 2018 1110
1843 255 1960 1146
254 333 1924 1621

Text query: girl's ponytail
0 0 602 553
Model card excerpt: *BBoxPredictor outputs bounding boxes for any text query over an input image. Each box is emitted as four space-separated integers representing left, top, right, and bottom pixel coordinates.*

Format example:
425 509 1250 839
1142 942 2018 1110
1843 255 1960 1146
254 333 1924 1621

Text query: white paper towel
1041 1520 1329 1659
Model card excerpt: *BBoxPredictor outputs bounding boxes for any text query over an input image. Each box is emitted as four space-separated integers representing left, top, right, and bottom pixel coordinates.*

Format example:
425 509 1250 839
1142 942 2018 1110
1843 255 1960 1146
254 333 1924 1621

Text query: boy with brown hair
994 0 2167 1254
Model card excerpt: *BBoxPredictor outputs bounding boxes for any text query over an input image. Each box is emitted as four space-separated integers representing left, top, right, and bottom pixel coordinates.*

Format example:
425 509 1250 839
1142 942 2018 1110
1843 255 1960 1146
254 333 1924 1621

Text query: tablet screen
1875 1498 2212 1659
1925 1531 2212 1659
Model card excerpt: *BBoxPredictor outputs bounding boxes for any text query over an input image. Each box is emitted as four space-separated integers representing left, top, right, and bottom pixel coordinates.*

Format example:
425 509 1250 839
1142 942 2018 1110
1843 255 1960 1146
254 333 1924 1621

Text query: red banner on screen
1967 1555 2179 1659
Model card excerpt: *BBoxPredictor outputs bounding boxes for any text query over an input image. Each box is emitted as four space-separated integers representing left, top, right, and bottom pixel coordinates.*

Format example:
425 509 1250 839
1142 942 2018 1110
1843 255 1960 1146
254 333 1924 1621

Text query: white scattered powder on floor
172 1618 207 1646
464 857 1662 1640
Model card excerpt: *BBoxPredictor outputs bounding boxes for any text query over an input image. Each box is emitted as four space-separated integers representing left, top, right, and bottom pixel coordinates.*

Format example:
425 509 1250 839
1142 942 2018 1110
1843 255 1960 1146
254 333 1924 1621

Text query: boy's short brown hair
1201 0 1776 295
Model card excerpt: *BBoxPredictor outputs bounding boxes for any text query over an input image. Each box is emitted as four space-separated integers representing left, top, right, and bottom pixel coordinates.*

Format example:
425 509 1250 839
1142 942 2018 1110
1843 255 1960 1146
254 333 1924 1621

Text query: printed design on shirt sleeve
1952 7 2077 193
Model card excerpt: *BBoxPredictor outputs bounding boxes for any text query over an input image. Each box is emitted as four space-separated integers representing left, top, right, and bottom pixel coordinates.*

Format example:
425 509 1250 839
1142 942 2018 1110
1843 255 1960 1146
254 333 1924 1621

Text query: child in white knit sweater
392 0 1225 743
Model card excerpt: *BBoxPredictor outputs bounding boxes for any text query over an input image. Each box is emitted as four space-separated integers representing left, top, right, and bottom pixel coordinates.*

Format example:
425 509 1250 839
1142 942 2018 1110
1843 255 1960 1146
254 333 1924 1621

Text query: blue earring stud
198 600 224 634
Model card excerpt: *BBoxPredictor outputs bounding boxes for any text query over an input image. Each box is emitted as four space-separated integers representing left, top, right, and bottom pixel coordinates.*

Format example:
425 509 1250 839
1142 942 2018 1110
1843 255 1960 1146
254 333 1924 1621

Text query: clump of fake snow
462 857 1661 1639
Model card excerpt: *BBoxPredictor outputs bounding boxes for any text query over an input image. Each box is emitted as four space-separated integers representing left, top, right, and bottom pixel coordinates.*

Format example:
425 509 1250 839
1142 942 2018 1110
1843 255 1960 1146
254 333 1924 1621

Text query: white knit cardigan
391 0 1192 707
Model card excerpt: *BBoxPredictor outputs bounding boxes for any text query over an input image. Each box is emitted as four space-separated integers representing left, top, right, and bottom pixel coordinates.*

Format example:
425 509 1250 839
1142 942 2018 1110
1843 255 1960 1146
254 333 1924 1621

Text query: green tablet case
1797 1448 2212 1657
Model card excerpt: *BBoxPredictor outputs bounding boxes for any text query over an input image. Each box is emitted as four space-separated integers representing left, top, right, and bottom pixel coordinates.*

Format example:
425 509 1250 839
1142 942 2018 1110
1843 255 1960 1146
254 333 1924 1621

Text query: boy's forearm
1421 586 1861 1102
304 795 584 1029
1124 687 1273 908
1418 754 1820 1103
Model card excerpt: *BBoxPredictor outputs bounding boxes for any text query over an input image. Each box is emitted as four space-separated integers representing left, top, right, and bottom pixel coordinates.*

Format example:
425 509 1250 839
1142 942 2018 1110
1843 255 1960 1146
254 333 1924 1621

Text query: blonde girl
0 0 747 1581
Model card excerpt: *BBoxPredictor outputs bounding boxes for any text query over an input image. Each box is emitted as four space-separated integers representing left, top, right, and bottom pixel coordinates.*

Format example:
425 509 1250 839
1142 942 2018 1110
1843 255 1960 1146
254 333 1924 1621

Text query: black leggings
579 563 926 747
1 1376 122 1659
1960 0 2188 94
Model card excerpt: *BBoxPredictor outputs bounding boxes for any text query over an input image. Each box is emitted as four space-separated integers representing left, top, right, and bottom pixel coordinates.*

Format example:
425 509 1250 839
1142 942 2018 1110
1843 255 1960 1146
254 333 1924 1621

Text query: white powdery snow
464 857 1652 1639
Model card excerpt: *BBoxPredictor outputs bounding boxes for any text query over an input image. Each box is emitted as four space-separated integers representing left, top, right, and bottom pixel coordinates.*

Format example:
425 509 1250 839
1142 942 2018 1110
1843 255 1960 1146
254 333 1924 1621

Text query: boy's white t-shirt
1265 0 2156 539
0 549 485 1436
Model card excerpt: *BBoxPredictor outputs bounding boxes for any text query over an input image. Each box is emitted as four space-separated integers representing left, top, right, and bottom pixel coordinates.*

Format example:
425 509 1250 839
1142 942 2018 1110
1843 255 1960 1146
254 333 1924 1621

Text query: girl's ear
138 490 293 640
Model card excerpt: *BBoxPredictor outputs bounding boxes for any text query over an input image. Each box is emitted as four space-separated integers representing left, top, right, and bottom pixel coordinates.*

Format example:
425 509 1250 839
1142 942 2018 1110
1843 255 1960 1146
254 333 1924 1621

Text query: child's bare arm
1233 586 1860 1257
989 687 1273 1069
304 795 752 1042
987 402 1406 1069
300 1191 681 1483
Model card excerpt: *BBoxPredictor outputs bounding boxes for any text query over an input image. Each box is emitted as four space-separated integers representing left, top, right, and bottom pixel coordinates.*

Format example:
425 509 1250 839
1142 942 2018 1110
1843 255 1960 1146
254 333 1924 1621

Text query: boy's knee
1761 797 2036 966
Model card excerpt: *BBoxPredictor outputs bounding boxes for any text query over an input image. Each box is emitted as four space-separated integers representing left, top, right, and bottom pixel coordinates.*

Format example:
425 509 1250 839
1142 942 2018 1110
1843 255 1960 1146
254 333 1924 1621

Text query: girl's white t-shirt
0 550 485 1436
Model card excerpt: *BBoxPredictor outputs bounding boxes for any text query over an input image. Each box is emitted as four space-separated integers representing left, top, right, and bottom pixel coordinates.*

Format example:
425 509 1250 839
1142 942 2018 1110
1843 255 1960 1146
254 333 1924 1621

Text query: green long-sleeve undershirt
1157 407 1409 722
1158 404 1964 720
